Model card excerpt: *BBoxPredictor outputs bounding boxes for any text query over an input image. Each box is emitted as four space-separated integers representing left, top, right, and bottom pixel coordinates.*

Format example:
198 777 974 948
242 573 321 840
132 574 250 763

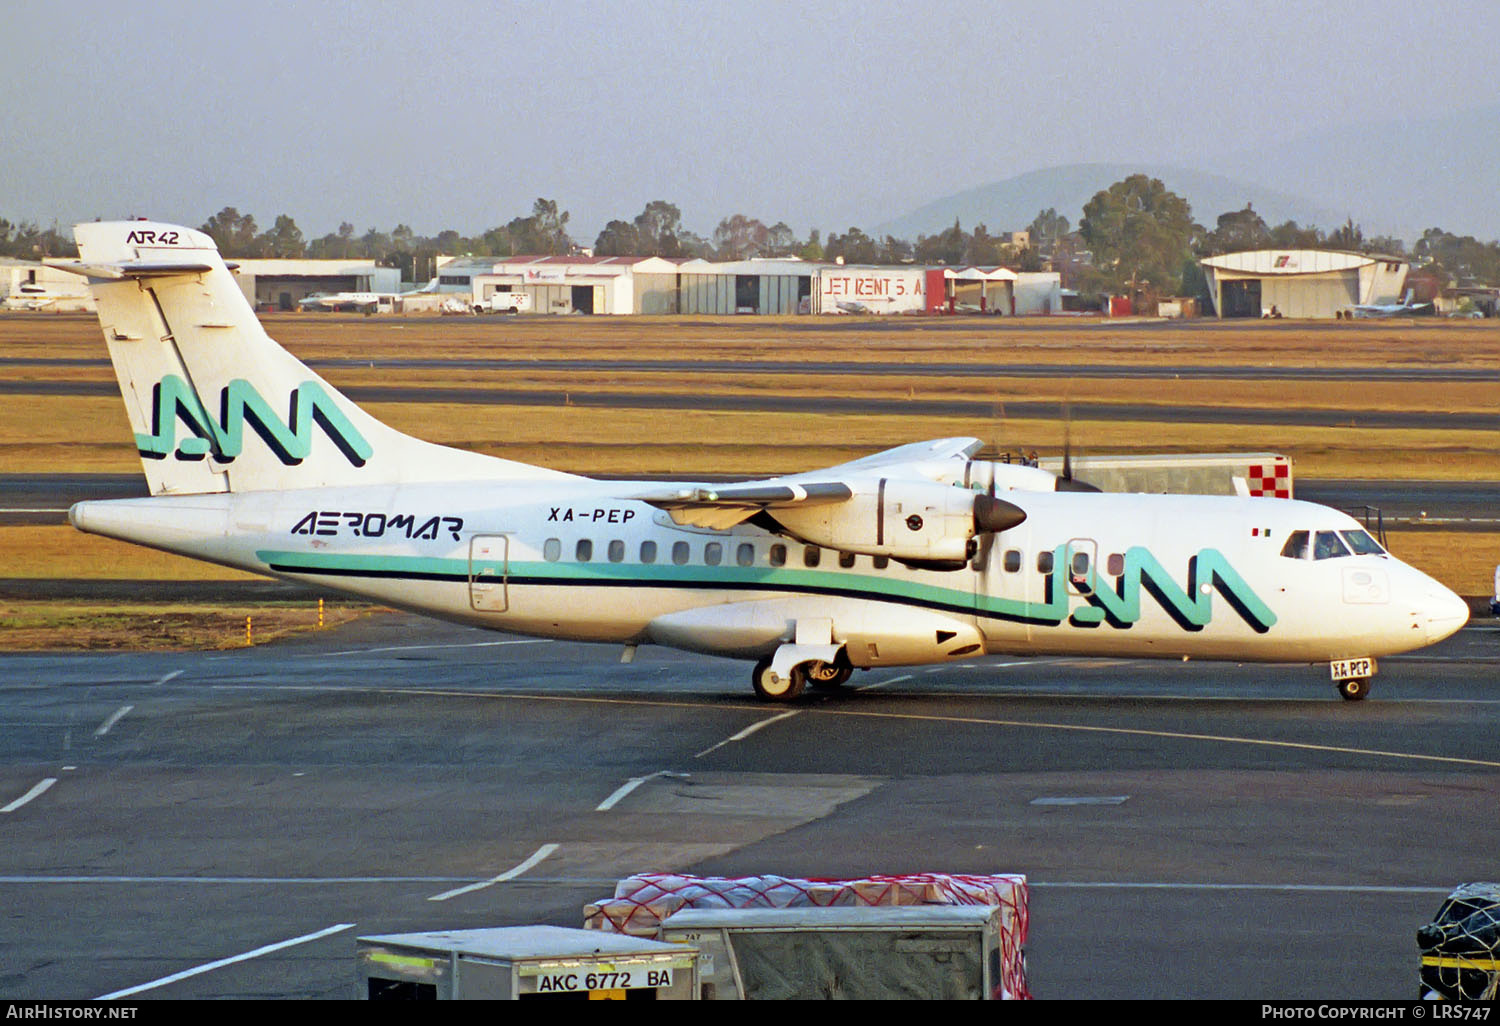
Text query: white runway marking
2 778 57 813
1031 796 1130 806
695 711 800 758
595 770 689 809
428 843 559 902
320 639 551 657
855 673 912 692
95 922 355 999
150 670 183 687
94 705 133 737
596 775 652 810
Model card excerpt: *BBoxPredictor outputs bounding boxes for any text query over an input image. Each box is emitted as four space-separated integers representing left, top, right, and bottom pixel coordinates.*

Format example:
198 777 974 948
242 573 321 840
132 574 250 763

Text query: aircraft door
468 534 509 612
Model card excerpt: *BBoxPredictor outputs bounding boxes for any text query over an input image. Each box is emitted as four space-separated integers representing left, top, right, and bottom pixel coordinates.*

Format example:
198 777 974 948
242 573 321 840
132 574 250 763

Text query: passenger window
1341 530 1384 555
839 552 856 569
1280 530 1309 559
640 540 657 564
737 543 755 567
769 544 786 567
704 542 723 566
872 555 889 570
1314 530 1351 560
607 539 625 563
672 541 690 565
1071 551 1090 576
575 539 592 562
543 538 561 562
803 546 821 567
1003 550 1021 573
1037 551 1054 574
1106 553 1124 576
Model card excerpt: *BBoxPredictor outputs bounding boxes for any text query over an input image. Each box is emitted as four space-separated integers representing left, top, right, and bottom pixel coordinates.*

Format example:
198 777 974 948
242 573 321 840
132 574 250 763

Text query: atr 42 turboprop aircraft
53 222 1470 702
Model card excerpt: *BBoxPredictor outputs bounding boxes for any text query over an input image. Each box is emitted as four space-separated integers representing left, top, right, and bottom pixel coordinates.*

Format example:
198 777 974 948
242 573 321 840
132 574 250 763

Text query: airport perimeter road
1 616 1497 1000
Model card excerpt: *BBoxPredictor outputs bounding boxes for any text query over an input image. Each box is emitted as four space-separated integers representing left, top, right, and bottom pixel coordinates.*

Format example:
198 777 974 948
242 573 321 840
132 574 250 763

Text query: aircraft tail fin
58 221 570 496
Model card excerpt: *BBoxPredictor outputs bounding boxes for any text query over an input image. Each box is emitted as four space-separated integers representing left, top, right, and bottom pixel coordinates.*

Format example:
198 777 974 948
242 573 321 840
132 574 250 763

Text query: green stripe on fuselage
256 543 1277 633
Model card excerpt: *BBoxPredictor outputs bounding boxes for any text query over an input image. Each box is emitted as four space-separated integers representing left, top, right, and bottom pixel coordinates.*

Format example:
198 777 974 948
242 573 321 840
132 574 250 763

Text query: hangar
231 258 400 311
1200 250 1409 319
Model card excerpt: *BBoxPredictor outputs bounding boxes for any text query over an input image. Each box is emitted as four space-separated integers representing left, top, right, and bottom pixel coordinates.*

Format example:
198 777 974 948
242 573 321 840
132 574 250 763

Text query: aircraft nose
1423 585 1470 645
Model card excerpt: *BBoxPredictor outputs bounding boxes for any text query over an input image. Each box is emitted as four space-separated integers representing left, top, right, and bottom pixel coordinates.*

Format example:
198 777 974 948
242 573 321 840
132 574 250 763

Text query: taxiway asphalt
1 615 1497 1000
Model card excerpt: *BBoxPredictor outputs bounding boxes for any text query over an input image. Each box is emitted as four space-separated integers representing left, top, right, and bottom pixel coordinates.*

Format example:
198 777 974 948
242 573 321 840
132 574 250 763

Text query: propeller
1054 398 1100 493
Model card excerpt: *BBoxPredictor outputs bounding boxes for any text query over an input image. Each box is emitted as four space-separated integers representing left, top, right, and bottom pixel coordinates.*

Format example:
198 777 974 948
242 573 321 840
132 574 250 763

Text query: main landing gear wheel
751 658 806 702
805 659 853 691
1337 677 1371 702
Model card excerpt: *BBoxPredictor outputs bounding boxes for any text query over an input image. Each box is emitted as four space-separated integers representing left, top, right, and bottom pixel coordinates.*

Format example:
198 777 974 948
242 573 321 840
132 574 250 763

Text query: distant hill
1201 103 1500 244
871 104 1500 247
871 163 1349 242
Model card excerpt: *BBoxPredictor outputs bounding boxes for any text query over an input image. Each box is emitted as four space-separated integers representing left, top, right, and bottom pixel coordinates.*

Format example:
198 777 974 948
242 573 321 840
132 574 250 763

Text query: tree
1079 175 1199 294
1026 208 1071 256
824 227 883 265
965 224 1002 266
633 200 685 257
529 198 572 254
914 219 967 266
1327 217 1364 252
765 222 799 257
593 219 641 256
798 228 824 262
200 207 260 256
1204 204 1269 254
713 214 770 260
1267 220 1324 249
257 214 305 258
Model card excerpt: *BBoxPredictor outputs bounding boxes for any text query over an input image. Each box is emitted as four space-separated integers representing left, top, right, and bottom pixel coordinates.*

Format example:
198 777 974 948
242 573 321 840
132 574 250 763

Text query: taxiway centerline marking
596 772 661 811
1 777 57 813
854 673 913 692
428 844 559 902
95 922 356 1000
695 711 800 758
94 705 133 737
320 639 552 657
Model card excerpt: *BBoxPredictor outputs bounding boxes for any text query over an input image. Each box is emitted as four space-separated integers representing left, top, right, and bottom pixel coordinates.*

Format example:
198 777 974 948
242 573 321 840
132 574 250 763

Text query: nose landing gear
1337 677 1371 701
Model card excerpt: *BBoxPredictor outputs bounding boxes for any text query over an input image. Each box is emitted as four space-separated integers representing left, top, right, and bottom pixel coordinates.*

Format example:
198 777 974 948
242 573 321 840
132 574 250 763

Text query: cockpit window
1314 530 1351 560
1340 529 1384 555
1280 530 1309 559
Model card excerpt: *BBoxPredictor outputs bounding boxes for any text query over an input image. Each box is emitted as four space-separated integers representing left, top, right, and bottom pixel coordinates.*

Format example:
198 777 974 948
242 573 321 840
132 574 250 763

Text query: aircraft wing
628 438 983 530
814 436 983 474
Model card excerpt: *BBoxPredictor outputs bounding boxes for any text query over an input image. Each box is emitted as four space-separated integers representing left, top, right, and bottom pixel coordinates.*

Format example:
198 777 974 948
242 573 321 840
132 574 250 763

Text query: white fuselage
71 479 1469 671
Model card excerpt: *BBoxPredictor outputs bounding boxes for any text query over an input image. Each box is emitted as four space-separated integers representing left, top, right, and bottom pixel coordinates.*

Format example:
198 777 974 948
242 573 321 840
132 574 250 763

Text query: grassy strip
0 599 375 651
5 396 1500 479
0 525 260 579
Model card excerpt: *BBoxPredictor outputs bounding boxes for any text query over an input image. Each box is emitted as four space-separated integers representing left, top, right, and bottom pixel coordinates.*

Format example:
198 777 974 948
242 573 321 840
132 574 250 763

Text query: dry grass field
1 312 1496 647
0 598 372 650
4 313 1500 479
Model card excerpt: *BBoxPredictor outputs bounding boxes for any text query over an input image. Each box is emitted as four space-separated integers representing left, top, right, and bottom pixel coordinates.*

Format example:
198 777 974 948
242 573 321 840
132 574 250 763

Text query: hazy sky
4 0 1497 240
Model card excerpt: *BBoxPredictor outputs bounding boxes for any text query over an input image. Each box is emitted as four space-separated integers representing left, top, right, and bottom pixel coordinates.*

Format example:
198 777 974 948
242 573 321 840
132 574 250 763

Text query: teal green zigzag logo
1024 543 1277 633
135 375 372 467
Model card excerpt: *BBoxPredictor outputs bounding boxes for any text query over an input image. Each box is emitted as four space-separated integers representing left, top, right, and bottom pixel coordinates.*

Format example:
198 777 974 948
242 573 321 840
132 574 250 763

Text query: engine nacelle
773 478 1023 566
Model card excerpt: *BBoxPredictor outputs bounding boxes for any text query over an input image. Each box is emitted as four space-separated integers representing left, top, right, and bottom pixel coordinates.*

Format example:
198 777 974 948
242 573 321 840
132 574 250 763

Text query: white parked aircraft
1347 289 1434 319
52 222 1469 702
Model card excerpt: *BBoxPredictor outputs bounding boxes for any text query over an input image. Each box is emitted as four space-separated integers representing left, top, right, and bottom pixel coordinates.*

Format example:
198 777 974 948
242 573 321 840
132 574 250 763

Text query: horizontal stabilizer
46 258 217 280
